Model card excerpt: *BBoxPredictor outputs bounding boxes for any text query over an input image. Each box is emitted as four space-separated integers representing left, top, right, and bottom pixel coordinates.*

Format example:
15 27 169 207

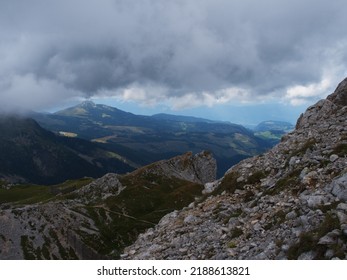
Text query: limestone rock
318 236 336 245
77 173 125 202
330 154 339 162
202 181 220 194
131 151 217 185
298 251 316 260
327 77 347 107
330 174 347 202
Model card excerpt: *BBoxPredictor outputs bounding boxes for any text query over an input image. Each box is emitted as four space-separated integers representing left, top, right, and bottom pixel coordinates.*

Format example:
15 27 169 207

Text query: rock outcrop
327 77 347 106
129 151 216 185
76 173 125 203
122 78 347 260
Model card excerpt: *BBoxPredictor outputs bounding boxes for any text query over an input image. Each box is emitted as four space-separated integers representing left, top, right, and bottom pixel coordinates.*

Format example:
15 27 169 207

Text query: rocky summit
122 77 347 260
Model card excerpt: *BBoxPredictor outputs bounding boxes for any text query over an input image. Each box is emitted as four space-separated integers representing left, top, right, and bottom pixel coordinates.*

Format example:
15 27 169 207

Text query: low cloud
284 77 332 106
0 73 81 112
169 87 252 110
1 0 347 111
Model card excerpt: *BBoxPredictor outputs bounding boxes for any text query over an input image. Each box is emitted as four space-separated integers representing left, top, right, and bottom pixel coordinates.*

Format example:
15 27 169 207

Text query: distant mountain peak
55 101 120 117
56 101 130 116
80 100 96 108
254 120 294 132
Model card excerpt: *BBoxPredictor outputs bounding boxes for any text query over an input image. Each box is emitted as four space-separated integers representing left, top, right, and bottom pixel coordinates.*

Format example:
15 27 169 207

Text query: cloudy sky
1 0 347 124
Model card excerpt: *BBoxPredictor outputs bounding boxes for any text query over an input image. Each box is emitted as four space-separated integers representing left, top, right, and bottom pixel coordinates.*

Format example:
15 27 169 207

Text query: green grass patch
0 178 93 205
218 169 269 195
264 210 286 230
227 241 237 248
318 201 340 213
21 235 36 260
331 143 347 156
264 169 301 196
117 173 203 218
54 177 93 200
0 185 53 205
230 228 244 238
218 171 245 193
289 138 317 157
247 170 269 184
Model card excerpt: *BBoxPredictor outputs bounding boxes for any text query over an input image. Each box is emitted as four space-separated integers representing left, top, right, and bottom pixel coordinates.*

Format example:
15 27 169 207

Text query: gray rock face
330 174 347 202
0 202 104 260
133 150 217 185
122 77 347 260
77 173 125 203
295 99 338 129
327 77 347 107
191 151 217 184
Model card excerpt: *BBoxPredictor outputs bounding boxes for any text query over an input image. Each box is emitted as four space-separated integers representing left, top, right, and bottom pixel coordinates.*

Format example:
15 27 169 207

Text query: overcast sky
1 0 347 123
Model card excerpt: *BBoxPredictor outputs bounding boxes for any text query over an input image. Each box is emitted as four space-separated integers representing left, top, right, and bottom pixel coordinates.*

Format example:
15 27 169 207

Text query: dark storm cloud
1 0 347 110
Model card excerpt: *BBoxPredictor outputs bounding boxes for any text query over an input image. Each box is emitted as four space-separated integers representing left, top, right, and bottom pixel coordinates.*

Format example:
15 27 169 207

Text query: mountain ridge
253 120 294 146
33 102 272 177
254 120 294 132
0 115 134 184
151 113 228 124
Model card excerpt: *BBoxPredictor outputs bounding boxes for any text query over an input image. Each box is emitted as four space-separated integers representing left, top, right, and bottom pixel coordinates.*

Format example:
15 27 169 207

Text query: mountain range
0 99 288 185
32 101 274 178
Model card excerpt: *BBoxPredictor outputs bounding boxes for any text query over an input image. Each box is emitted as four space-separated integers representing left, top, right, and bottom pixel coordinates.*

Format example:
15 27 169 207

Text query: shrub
332 143 347 156
231 228 244 239
218 171 245 193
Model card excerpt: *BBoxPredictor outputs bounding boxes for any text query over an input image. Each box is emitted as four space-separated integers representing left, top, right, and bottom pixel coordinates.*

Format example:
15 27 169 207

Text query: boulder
330 173 347 202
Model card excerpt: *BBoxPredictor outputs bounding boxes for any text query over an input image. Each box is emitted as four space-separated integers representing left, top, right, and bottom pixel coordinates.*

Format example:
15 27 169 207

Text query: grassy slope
0 178 93 205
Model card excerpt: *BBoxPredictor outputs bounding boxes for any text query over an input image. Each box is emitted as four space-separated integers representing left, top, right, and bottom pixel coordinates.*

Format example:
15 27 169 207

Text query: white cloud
96 83 169 107
284 77 333 106
169 87 253 109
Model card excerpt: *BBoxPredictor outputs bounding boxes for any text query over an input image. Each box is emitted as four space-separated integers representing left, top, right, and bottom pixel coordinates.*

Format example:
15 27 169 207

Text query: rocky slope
122 78 347 260
0 151 216 259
